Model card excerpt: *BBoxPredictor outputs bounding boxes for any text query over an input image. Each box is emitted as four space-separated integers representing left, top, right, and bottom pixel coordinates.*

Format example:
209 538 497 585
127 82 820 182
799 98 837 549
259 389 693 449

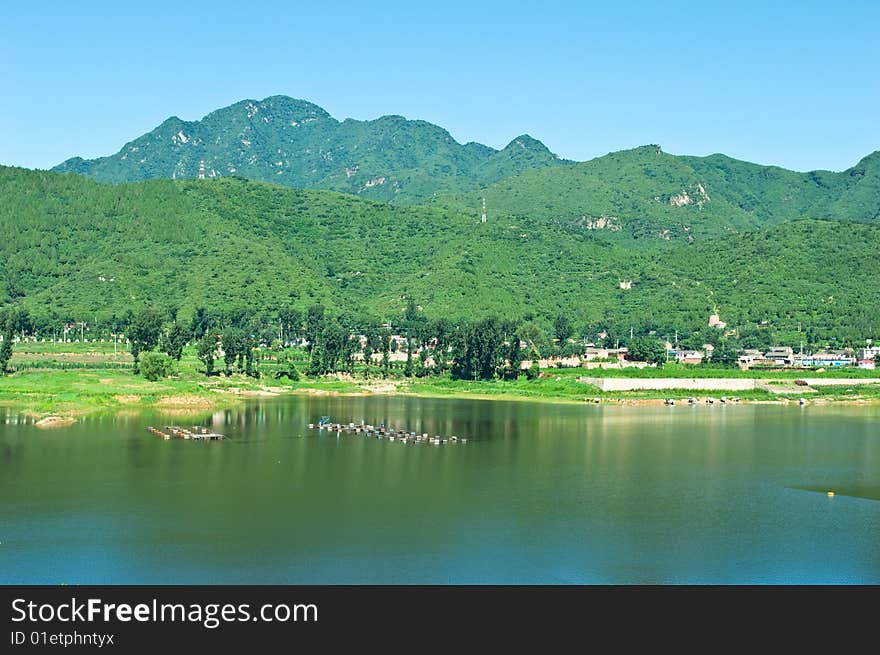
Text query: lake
1 396 879 584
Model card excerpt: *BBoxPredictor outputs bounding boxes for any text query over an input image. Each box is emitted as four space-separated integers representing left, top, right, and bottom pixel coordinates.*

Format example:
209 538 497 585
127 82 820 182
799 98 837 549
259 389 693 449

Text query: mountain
52 96 566 203
3 166 878 344
51 96 880 239
440 145 880 242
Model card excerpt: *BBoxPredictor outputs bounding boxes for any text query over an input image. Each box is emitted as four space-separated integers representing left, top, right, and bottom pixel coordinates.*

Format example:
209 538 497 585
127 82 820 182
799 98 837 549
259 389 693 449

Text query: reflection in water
1 399 879 583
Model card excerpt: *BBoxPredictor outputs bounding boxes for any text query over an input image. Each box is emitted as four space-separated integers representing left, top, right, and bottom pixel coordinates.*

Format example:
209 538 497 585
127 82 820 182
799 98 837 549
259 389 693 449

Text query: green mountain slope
2 166 878 344
442 145 880 243
51 96 565 203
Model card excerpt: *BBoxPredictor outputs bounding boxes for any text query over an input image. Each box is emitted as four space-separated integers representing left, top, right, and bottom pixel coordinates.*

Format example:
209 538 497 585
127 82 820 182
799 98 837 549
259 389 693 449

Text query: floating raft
307 420 467 445
147 425 224 441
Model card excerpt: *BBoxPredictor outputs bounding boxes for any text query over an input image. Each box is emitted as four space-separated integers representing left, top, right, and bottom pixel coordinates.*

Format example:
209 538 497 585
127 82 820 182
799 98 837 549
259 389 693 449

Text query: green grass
404 375 602 403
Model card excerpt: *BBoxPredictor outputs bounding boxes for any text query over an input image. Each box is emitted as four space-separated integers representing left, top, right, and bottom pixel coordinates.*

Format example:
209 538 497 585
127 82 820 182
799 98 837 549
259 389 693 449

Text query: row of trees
2 298 873 383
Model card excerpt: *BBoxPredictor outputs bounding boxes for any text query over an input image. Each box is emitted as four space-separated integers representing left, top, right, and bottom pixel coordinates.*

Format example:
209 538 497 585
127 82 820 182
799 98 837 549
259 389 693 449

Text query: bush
275 351 300 381
139 351 174 381
525 361 540 380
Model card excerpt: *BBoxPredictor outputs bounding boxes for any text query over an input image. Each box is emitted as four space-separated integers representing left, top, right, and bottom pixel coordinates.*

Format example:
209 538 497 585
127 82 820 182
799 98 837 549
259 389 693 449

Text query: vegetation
138 351 173 381
2 167 878 351
627 337 666 365
441 144 880 243
128 308 164 374
52 95 565 204
0 335 877 420
3 105 880 406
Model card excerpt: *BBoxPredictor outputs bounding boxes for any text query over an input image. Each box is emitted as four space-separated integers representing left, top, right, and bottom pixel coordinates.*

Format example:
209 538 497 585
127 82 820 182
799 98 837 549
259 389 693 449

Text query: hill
51 96 565 203
2 166 878 345
440 145 880 243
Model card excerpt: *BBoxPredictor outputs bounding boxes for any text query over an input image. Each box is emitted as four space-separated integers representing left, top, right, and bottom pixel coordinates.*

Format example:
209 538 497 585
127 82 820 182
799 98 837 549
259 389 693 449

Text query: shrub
275 351 300 381
525 360 540 380
139 351 174 381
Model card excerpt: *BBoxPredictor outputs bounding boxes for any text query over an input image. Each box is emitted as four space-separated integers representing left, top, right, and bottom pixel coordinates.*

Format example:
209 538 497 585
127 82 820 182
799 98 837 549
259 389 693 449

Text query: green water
1 396 879 584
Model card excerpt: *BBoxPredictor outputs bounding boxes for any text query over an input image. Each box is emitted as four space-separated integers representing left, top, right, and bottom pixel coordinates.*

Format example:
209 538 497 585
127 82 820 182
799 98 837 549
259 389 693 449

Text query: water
1 397 879 584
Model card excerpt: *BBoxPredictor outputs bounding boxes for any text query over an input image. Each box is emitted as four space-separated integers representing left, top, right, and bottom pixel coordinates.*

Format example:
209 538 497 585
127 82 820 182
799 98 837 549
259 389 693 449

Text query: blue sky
2 0 878 171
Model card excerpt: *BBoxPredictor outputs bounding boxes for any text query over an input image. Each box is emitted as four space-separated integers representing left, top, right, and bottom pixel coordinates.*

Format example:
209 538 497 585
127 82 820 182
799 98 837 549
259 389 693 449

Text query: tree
627 337 666 365
243 332 259 378
554 314 573 342
275 350 300 381
197 333 218 376
451 317 506 381
502 320 523 379
431 318 451 374
304 304 325 353
279 306 302 346
129 308 164 374
381 334 391 378
222 328 244 375
189 307 209 340
307 321 349 375
404 336 414 377
0 309 19 375
163 322 187 361
713 339 740 366
362 326 378 378
139 351 173 381
525 360 540 380
404 297 419 323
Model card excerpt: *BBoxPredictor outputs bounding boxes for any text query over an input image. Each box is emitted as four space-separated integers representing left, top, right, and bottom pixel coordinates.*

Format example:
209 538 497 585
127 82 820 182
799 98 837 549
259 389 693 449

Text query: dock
147 425 224 441
307 420 467 445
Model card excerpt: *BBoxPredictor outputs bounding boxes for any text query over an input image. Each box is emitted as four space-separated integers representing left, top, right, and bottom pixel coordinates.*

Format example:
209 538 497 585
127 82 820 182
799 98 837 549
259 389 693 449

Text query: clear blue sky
2 0 878 171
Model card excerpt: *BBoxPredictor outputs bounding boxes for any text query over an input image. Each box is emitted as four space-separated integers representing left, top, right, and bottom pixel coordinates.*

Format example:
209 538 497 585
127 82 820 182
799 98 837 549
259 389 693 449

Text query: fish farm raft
308 419 467 445
148 426 225 441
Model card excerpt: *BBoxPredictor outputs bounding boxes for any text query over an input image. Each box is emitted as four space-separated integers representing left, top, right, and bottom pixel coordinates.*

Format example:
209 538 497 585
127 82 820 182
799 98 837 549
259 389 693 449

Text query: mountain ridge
437 143 880 243
52 95 567 203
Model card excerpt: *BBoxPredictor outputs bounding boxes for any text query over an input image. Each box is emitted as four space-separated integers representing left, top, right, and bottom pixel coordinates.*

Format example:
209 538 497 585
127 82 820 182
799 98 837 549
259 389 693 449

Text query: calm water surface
1 396 879 583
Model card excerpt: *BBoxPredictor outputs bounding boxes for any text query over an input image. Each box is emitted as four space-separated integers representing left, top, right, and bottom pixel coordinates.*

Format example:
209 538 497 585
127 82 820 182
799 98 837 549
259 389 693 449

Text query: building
675 350 705 365
858 359 876 370
760 346 794 366
708 313 726 329
860 346 880 361
798 352 856 367
583 347 628 362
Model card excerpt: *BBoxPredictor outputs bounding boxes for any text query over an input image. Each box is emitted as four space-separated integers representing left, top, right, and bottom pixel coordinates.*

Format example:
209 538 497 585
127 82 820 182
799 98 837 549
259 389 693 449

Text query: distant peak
206 96 331 121
502 134 552 152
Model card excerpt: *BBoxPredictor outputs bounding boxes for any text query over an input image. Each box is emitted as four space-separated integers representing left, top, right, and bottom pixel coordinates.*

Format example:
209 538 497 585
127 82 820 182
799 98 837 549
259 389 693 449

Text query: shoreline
3 370 880 424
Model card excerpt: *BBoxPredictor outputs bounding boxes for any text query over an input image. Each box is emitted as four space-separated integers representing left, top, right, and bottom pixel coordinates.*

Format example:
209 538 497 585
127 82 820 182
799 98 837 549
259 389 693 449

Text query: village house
583 346 628 362
860 346 880 361
675 350 705 365
764 346 794 365
797 351 856 367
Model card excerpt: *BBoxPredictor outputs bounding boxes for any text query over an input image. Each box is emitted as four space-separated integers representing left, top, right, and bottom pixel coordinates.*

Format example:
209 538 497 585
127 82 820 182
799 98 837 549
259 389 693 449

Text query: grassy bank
2 343 879 420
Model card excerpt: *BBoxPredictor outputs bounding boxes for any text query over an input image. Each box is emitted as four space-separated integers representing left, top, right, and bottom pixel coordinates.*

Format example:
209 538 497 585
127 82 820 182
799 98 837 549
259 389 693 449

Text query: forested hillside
441 145 880 243
2 166 878 345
